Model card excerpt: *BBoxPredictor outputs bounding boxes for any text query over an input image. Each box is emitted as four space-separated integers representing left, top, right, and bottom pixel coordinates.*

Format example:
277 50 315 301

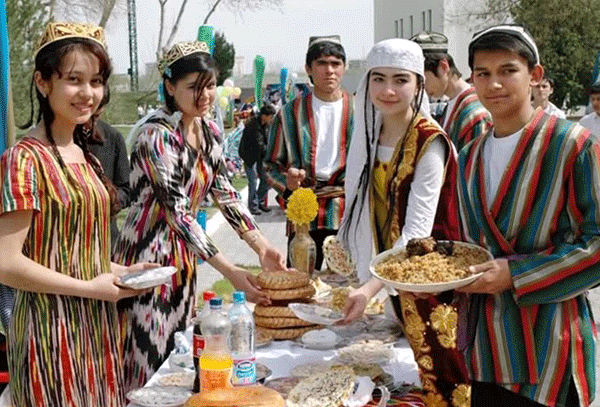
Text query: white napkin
169 331 193 369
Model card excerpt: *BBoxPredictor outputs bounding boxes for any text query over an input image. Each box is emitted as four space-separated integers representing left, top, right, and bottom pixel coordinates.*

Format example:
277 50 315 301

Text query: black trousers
471 379 579 407
286 228 337 271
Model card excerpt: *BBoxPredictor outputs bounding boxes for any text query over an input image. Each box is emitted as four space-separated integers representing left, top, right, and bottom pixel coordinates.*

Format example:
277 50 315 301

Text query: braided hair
21 38 120 216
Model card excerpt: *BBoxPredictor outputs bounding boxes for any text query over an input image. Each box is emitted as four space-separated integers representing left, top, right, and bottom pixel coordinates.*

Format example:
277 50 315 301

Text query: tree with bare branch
45 0 124 28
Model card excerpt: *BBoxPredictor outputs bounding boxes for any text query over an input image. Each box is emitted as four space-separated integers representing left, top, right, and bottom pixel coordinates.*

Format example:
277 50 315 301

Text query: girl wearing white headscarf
338 39 469 406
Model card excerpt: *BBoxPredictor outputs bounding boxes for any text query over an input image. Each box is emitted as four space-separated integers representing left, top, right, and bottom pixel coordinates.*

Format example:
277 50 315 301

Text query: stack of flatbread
255 270 320 340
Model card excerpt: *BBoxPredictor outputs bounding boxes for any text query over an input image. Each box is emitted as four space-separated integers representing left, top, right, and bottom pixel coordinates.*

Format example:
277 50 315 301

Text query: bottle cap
209 297 222 308
203 291 216 302
232 291 246 304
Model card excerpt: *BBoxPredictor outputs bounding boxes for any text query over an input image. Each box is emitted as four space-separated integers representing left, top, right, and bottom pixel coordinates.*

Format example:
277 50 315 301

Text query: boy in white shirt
579 85 600 136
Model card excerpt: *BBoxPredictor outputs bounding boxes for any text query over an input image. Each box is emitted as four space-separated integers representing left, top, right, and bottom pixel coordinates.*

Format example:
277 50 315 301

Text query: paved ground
201 187 600 405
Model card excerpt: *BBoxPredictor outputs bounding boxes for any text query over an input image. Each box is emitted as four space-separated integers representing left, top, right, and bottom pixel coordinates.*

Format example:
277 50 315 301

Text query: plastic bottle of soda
228 291 256 386
193 290 215 393
200 297 233 391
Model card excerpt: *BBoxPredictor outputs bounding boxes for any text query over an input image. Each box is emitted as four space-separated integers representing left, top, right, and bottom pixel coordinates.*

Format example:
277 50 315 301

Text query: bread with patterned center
257 270 310 290
286 366 356 407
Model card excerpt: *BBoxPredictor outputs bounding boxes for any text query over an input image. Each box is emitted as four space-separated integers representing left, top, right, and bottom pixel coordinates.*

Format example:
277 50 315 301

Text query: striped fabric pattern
264 92 353 231
113 108 258 391
0 138 125 406
444 87 491 151
458 110 600 407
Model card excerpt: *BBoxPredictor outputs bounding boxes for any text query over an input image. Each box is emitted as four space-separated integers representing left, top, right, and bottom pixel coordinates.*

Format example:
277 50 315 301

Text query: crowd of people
0 18 598 407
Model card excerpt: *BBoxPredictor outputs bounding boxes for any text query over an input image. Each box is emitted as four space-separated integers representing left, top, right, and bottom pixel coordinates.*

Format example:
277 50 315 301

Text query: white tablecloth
127 326 420 406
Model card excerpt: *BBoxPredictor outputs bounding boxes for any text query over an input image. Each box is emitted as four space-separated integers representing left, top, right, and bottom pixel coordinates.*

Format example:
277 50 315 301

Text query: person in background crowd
411 31 492 151
579 84 600 136
459 25 599 407
264 35 353 270
238 103 276 215
0 22 154 406
532 75 566 118
89 90 131 251
113 40 287 391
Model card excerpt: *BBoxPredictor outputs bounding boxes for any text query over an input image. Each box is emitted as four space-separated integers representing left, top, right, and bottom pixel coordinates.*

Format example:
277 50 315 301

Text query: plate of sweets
118 266 178 290
370 238 492 293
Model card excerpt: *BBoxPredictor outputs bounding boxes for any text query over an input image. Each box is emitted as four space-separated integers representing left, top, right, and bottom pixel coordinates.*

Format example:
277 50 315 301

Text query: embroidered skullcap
35 22 106 57
411 31 448 53
367 38 425 79
307 35 343 50
157 41 211 75
469 24 540 65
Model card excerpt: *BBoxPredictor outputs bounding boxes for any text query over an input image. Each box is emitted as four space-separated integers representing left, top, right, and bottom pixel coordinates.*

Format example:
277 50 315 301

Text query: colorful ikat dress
113 109 257 391
0 138 125 407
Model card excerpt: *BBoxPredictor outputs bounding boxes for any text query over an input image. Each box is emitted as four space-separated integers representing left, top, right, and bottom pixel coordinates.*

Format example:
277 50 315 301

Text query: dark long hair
163 52 218 157
340 72 426 245
21 38 120 216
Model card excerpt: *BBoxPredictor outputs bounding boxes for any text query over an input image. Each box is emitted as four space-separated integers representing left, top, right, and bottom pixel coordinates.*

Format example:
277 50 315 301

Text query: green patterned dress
0 138 125 406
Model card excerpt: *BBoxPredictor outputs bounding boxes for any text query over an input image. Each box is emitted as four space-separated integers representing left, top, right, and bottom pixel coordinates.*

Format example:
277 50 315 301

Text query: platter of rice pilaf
369 238 493 293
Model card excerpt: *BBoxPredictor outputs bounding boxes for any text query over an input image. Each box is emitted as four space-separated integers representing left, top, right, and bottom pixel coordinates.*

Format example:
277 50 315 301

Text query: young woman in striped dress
113 41 287 391
0 22 154 406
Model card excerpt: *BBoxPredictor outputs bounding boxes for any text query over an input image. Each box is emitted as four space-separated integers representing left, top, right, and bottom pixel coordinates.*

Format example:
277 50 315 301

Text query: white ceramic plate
369 241 492 293
126 385 192 406
288 303 344 325
294 330 347 350
118 266 178 290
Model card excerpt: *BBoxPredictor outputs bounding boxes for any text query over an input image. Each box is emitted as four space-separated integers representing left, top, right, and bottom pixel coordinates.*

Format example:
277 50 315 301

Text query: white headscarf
338 38 434 282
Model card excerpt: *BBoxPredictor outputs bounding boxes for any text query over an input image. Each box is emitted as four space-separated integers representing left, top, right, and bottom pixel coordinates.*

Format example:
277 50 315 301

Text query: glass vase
289 223 316 277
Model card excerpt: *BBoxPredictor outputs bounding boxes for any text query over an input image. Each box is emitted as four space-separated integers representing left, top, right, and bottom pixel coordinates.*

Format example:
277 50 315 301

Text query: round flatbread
322 236 355 277
257 270 310 290
256 325 317 340
254 315 315 328
262 285 316 300
287 366 356 407
254 305 296 318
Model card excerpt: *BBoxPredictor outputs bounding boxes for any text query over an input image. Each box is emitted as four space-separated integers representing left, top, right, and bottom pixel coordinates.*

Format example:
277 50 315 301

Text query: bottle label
232 357 256 386
201 368 233 392
193 334 205 358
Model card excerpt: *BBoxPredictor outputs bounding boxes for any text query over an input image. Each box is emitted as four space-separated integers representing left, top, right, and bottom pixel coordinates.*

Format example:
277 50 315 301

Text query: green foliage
6 0 50 128
511 0 600 108
212 31 235 86
102 89 157 125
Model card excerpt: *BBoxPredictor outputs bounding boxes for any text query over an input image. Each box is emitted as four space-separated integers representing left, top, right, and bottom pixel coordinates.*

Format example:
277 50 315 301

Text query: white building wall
374 0 484 78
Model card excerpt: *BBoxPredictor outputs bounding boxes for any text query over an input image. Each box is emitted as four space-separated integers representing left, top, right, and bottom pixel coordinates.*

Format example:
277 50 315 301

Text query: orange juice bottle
200 298 233 391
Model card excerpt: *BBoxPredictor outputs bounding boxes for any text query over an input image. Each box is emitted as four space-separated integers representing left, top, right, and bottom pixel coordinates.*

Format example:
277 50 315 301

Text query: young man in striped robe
458 25 599 407
412 31 492 151
264 35 353 270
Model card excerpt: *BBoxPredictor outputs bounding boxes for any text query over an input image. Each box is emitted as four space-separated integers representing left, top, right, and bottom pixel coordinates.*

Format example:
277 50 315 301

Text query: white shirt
312 95 343 180
579 113 600 137
544 102 566 119
377 137 447 250
483 129 523 209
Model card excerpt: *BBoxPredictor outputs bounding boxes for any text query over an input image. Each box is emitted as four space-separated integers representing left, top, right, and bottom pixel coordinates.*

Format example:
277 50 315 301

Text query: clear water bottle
200 297 233 391
193 290 215 393
228 291 256 386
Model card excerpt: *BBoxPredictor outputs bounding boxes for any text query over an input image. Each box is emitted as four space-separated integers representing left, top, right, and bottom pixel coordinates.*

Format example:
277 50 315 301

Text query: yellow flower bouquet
286 187 319 225
286 188 318 275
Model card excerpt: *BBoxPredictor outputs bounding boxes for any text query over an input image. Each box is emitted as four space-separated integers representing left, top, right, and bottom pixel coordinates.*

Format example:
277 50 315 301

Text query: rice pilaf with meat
375 244 490 284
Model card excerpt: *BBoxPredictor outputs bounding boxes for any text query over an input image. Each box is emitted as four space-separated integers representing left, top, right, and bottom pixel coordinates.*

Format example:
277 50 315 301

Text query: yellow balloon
232 87 242 98
219 96 229 109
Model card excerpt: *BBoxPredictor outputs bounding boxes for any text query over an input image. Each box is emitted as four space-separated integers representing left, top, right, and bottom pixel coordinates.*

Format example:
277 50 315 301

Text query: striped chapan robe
444 86 491 151
264 91 353 231
458 110 600 407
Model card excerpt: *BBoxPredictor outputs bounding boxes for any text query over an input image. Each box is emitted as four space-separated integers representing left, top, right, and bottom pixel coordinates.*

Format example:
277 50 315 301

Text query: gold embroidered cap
35 22 106 57
157 41 211 75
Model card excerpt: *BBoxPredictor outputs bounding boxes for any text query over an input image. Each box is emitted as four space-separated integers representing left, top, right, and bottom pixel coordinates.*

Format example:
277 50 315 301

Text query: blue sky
104 0 374 75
